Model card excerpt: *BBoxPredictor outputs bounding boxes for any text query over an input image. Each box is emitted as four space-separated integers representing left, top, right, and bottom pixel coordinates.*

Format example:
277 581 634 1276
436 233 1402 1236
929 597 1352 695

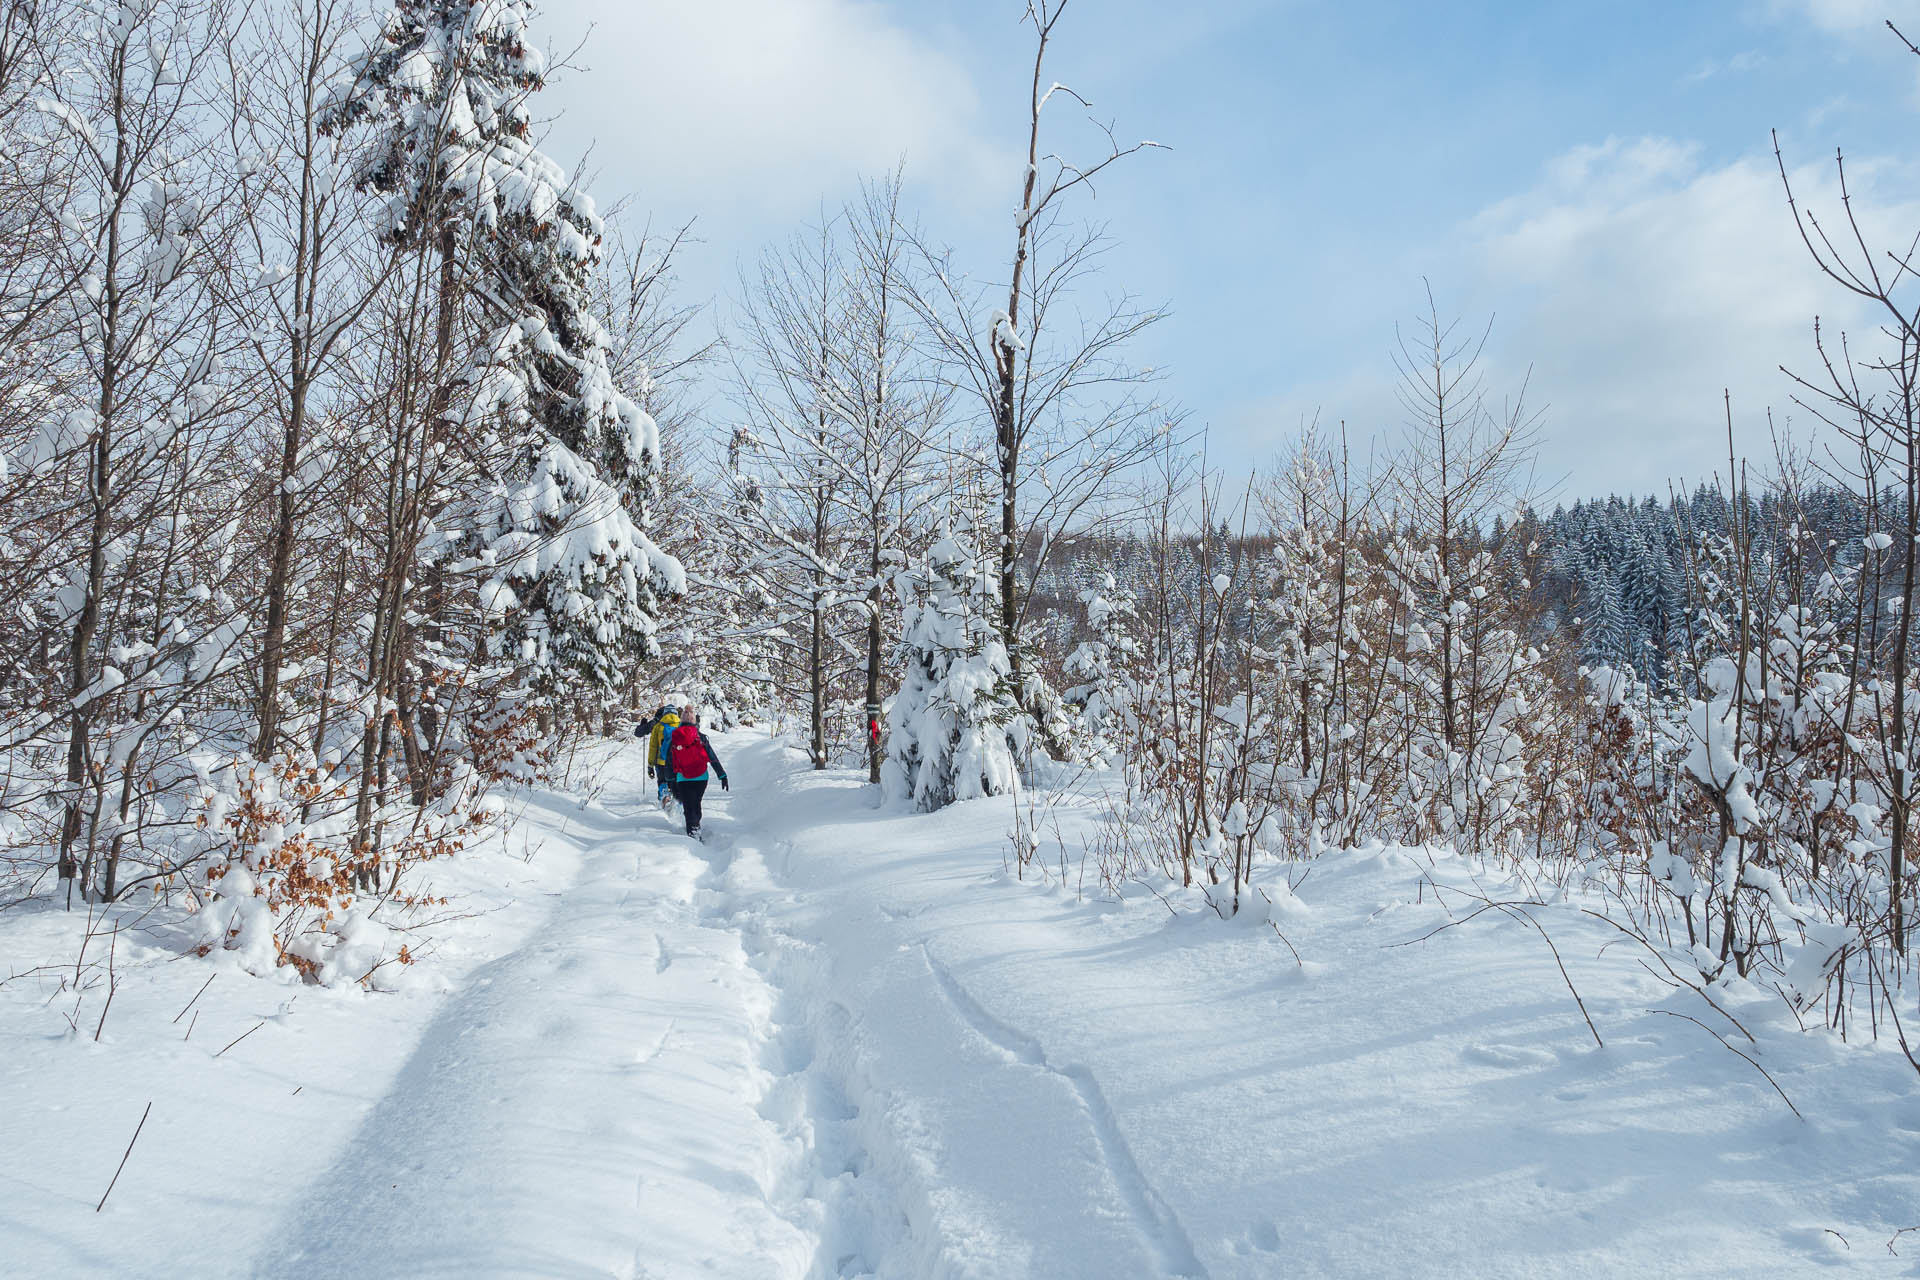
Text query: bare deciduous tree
911 0 1165 753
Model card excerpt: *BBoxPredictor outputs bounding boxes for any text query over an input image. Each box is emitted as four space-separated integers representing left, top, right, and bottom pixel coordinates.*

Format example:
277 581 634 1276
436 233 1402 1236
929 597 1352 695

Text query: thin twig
1583 909 1759 1043
213 1020 264 1059
1255 887 1305 967
1649 1009 1803 1120
1497 903 1605 1048
171 972 215 1024
92 927 119 1042
1130 874 1180 917
1387 894 1603 1047
95 1102 151 1213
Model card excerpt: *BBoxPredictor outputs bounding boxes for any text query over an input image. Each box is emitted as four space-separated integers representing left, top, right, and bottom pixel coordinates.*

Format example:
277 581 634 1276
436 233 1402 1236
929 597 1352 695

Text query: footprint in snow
1228 1221 1283 1256
629 1020 674 1067
1463 1043 1558 1069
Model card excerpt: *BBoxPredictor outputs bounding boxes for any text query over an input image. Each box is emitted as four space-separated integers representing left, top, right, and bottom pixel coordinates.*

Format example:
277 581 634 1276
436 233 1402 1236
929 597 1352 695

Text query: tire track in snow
920 945 1210 1280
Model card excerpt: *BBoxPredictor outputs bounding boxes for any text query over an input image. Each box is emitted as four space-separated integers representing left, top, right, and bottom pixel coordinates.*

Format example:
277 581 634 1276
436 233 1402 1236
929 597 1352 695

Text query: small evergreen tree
1577 563 1628 668
1063 573 1139 766
883 532 1022 811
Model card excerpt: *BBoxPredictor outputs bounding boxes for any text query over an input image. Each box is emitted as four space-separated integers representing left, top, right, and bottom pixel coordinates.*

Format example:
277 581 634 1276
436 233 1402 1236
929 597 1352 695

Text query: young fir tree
883 532 1022 811
1062 573 1140 766
1616 523 1672 682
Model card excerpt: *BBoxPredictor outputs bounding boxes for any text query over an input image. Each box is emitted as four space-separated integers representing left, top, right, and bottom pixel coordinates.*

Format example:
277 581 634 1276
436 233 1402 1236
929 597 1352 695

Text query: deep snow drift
3 733 1916 1278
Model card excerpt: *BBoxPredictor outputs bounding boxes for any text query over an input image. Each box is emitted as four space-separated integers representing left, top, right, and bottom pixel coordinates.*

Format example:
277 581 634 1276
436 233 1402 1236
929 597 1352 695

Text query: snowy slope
724 736 1920 1279
0 785 574 1278
4 733 1917 1278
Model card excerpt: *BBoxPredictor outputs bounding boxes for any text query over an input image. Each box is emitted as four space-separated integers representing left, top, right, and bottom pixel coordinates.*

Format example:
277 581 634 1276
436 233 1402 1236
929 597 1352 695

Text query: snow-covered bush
1381 535 1550 855
191 753 486 986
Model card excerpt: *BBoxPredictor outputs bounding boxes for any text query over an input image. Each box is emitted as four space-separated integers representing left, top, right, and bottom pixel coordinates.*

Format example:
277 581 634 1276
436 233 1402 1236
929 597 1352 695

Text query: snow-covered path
230 738 1214 1279
247 782 832 1280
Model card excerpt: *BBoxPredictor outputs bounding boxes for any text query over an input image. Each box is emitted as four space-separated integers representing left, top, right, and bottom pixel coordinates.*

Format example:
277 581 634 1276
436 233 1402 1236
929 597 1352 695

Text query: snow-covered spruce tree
1616 519 1678 683
1577 564 1629 670
883 531 1023 811
325 0 678 716
1063 573 1140 767
466 432 682 700
583 216 714 733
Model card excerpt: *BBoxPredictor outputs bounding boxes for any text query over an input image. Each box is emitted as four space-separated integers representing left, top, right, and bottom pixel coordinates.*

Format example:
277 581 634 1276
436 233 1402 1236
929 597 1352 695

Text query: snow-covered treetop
322 1 581 249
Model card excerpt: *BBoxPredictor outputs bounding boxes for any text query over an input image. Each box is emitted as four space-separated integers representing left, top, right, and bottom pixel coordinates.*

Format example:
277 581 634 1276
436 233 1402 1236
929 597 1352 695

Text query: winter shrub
192 755 481 987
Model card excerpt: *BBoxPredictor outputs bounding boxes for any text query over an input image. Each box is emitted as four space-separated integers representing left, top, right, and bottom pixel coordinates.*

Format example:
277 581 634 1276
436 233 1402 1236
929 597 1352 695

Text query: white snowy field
3 732 1918 1278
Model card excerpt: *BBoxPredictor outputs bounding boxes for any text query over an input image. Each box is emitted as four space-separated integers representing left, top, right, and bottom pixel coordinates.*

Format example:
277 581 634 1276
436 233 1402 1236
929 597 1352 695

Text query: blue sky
540 0 1920 502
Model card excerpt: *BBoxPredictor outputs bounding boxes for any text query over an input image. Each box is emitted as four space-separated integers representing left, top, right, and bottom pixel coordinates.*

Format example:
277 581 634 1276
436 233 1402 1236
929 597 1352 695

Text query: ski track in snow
919 945 1209 1280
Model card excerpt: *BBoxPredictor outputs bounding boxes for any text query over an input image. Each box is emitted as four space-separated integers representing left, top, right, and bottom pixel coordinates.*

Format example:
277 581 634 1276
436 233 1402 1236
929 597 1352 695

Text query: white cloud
536 0 1007 219
1221 136 1920 500
1779 0 1920 35
1683 49 1767 85
1465 135 1920 494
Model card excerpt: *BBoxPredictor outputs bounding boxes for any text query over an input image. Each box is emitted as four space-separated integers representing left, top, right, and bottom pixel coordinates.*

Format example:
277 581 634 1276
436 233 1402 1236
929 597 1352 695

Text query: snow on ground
4 732 1918 1277
733 739 1920 1279
1 740 819 1279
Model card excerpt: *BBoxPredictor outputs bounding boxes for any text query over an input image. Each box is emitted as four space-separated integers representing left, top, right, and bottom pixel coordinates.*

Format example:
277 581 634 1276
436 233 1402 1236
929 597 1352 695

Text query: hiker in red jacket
665 708 728 839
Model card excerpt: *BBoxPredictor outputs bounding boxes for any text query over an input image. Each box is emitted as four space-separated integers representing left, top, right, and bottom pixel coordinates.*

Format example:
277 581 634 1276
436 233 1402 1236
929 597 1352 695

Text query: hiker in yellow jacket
644 705 680 807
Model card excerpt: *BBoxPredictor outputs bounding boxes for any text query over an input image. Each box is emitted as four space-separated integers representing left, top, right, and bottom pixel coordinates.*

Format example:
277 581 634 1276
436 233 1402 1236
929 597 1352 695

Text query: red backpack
669 723 708 779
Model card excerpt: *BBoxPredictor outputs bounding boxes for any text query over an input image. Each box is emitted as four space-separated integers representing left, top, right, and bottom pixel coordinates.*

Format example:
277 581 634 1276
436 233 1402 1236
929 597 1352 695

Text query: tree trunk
1892 416 1916 955
253 376 310 757
866 541 884 784
810 594 827 770
59 111 132 902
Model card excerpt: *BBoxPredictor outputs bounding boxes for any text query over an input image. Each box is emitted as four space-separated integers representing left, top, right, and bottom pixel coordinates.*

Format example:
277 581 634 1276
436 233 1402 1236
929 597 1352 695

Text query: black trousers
670 778 708 834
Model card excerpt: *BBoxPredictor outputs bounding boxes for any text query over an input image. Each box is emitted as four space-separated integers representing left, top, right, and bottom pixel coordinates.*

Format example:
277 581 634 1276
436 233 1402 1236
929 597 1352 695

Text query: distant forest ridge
1029 480 1908 687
